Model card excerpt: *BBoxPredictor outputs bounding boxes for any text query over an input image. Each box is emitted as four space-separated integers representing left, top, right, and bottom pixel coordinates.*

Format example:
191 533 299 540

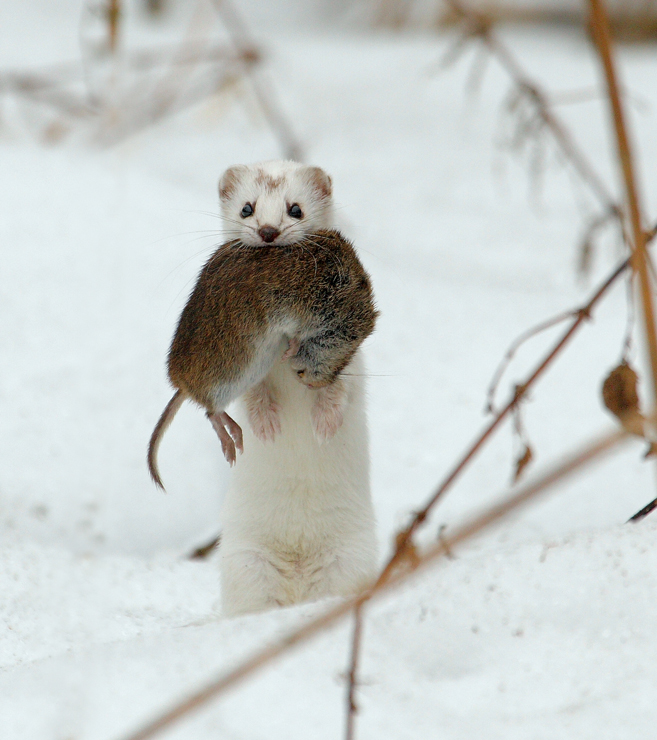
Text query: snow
2 1 657 738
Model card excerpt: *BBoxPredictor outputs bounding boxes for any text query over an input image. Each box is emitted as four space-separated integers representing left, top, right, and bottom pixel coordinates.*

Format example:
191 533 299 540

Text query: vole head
218 160 333 247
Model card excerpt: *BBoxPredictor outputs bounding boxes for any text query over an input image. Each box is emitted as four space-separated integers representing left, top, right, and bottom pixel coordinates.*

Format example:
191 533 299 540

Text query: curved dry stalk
116 427 628 740
344 605 364 740
486 308 576 414
578 206 620 277
588 0 657 414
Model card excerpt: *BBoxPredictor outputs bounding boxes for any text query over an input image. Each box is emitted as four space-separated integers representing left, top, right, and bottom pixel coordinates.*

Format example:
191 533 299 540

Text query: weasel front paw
311 379 347 443
245 381 281 443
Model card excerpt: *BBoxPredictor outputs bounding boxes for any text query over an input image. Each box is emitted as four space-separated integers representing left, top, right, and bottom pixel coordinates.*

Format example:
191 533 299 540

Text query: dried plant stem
486 308 576 413
108 0 121 53
0 44 246 93
628 496 657 522
374 255 629 588
345 606 364 740
116 428 628 740
211 0 303 161
588 0 657 412
443 0 617 215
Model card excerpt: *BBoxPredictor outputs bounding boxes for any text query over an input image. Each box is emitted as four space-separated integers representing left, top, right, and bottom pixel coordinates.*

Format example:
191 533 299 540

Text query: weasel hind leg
207 410 244 465
221 550 287 617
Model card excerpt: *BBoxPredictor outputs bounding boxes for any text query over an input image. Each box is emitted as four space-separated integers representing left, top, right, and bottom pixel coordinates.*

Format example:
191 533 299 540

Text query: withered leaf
513 444 533 483
601 361 644 434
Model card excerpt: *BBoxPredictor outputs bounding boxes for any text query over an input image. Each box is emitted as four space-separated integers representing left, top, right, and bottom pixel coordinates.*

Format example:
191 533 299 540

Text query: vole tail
148 390 184 490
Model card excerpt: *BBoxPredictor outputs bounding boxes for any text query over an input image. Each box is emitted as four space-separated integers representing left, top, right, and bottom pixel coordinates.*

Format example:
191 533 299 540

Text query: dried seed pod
513 444 534 483
394 531 421 572
601 361 644 434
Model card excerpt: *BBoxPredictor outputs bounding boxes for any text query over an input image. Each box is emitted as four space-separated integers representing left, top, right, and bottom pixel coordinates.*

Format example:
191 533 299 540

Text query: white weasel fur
220 349 377 616
217 161 377 616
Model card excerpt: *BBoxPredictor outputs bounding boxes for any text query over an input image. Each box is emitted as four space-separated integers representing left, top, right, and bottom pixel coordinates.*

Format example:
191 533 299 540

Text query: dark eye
288 203 303 219
241 203 254 218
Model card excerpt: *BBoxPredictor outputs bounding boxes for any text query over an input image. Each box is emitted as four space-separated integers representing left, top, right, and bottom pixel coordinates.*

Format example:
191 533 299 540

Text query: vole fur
148 228 376 488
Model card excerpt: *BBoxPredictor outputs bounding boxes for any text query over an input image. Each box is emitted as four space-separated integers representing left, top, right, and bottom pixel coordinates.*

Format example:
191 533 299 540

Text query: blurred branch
1 1 300 155
116 427 628 740
441 0 617 215
108 0 121 53
344 605 364 740
189 534 221 560
437 0 628 274
436 4 657 42
210 0 303 161
0 43 257 142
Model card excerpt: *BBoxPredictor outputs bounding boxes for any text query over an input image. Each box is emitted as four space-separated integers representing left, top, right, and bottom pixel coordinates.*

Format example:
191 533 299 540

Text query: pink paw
311 380 346 443
245 381 281 443
207 410 244 466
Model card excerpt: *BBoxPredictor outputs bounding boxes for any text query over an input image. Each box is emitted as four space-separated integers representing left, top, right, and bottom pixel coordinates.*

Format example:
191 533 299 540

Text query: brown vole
148 228 377 489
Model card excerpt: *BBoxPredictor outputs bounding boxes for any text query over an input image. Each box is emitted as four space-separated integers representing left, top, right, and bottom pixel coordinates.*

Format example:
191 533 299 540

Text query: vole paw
281 337 301 362
245 381 281 443
311 380 346 443
294 366 334 389
208 410 244 465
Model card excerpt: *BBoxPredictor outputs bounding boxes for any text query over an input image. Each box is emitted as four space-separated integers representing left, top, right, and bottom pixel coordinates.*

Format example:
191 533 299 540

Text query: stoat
150 160 379 615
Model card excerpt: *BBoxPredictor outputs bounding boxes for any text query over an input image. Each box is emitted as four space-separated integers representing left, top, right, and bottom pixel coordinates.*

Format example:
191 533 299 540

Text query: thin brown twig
374 254 629 589
487 227 657 424
588 0 657 416
344 606 364 740
116 427 628 740
486 308 576 413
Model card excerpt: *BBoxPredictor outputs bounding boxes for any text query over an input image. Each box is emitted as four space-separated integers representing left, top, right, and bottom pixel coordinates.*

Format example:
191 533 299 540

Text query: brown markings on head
219 165 248 201
304 166 332 199
254 171 286 192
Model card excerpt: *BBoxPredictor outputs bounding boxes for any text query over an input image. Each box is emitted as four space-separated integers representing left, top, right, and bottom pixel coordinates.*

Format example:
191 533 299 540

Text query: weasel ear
219 165 248 201
304 166 332 199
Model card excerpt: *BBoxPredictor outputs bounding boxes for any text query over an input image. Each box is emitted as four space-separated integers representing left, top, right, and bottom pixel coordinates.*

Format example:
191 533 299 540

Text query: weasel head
218 160 333 247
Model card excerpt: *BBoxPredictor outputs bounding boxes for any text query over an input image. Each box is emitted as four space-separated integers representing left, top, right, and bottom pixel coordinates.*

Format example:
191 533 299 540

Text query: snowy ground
2 1 657 738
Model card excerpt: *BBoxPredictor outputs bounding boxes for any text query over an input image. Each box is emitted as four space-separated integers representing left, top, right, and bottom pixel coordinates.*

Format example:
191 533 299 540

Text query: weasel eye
241 203 254 218
288 203 303 219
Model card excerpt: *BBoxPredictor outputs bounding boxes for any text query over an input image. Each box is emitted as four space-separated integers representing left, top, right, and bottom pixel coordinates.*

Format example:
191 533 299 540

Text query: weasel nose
258 226 280 243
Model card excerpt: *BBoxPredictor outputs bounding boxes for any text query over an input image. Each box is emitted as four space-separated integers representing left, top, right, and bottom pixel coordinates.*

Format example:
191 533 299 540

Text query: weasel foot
207 410 244 465
311 379 347 443
244 381 281 443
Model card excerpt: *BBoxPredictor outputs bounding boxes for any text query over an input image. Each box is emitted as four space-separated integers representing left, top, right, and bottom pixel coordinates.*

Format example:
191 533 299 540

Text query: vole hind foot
207 410 244 465
244 380 281 443
311 378 347 443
